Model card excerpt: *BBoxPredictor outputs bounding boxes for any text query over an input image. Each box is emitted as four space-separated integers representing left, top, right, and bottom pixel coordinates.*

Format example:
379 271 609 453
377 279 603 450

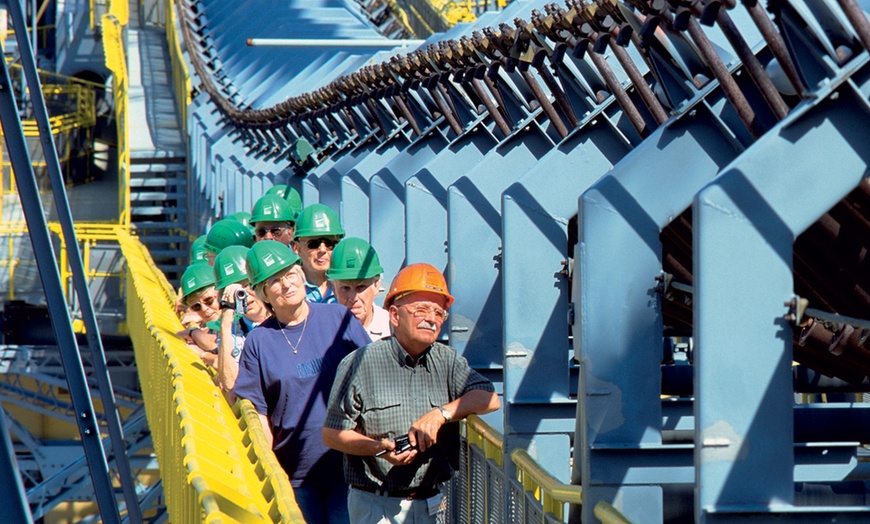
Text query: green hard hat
245 240 301 287
283 186 303 216
190 235 209 265
293 203 345 239
213 245 250 290
326 237 384 280
266 184 288 197
228 211 255 230
204 219 254 254
251 194 298 224
180 264 216 300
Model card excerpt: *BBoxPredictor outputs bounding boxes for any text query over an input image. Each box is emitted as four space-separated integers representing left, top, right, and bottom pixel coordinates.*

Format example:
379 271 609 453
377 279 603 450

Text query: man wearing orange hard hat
323 263 500 524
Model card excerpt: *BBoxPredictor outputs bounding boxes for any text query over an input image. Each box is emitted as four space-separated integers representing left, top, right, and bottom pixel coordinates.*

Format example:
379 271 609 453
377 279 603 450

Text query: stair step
131 208 183 216
130 163 187 174
129 177 186 188
130 150 186 163
130 192 186 201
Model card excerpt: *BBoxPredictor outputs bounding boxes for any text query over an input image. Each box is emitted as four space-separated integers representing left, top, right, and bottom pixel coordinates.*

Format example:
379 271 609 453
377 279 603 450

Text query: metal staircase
127 3 188 281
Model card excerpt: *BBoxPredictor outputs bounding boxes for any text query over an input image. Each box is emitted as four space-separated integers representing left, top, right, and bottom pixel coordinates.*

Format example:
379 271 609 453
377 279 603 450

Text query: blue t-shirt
234 302 371 487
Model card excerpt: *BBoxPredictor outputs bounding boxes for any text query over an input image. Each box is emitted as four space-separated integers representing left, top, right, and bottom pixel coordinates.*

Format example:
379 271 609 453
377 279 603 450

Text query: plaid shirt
324 337 494 491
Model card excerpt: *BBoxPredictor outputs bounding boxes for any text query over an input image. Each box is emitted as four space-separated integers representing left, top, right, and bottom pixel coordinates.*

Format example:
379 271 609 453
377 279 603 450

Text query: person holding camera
322 263 500 524
212 246 270 399
233 240 370 524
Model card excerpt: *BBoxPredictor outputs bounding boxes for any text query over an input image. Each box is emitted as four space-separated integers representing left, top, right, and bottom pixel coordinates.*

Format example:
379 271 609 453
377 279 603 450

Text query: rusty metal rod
518 68 570 138
428 83 464 135
837 0 870 52
685 17 766 138
392 93 422 136
743 1 805 97
608 34 670 124
483 65 512 123
716 9 789 119
532 56 581 127
586 43 651 137
471 76 513 136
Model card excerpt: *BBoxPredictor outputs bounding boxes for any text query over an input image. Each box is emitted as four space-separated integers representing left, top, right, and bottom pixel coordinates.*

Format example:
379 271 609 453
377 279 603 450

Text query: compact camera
234 289 248 313
393 434 413 454
375 434 414 456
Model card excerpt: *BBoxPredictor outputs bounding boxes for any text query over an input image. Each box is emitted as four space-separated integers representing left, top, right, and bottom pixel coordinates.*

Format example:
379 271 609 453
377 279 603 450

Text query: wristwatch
438 407 452 423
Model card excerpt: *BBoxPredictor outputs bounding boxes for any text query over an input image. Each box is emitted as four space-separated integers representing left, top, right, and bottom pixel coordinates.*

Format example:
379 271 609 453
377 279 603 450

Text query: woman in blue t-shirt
233 241 370 524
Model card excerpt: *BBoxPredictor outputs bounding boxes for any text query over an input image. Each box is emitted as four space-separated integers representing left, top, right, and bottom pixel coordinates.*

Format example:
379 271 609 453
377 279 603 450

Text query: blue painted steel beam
575 104 745 523
369 128 450 298
0 410 31 522
501 118 633 480
447 123 554 369
0 44 121 524
404 126 498 273
694 72 870 523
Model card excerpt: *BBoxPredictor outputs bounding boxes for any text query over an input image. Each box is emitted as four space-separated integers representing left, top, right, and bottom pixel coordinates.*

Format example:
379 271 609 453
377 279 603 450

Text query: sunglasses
256 226 290 238
304 237 339 250
189 295 217 312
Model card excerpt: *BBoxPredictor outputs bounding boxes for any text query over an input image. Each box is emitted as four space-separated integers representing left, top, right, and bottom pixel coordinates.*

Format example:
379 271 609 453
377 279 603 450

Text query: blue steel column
369 130 449 298
404 127 497 272
339 132 410 239
501 119 631 480
447 124 554 374
7 2 143 520
0 46 122 524
694 82 870 523
575 107 743 523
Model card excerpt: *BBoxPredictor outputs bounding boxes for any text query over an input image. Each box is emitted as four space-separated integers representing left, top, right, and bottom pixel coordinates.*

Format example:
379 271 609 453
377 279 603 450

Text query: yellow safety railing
512 445 584 522
101 13 131 227
109 0 129 26
0 65 99 218
165 0 192 139
0 223 126 319
119 229 305 523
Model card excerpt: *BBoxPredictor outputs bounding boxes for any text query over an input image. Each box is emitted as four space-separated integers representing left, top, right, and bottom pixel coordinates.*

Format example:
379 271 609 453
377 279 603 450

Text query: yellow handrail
511 448 583 521
101 13 130 227
165 0 191 139
120 229 304 522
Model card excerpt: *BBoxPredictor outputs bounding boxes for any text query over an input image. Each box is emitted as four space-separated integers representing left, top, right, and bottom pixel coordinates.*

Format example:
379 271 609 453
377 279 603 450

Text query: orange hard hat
384 263 454 309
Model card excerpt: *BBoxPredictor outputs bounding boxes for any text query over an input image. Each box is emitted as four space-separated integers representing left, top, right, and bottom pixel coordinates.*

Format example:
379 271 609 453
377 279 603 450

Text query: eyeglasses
401 304 449 321
304 237 339 250
189 295 217 312
256 226 289 238
265 269 303 289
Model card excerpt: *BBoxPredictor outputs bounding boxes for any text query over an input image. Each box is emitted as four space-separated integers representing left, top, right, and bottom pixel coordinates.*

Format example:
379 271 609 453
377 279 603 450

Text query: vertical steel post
693 84 870 523
0 409 32 522
575 108 742 523
7 2 143 519
0 46 122 524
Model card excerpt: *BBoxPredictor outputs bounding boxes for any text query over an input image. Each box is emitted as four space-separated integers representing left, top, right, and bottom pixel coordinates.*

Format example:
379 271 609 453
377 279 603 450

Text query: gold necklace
280 314 308 354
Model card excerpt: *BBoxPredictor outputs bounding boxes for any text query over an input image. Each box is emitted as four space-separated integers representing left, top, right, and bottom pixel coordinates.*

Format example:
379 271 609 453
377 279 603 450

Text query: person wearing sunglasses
175 264 221 366
251 193 298 246
233 240 370 524
292 203 345 304
323 263 499 524
327 237 391 341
